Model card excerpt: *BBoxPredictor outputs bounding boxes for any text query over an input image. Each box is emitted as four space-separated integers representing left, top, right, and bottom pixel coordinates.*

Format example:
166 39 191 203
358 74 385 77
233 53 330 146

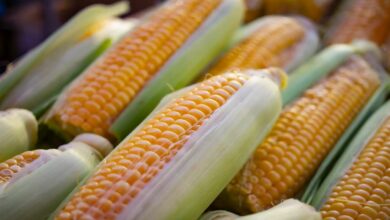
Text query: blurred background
0 0 163 72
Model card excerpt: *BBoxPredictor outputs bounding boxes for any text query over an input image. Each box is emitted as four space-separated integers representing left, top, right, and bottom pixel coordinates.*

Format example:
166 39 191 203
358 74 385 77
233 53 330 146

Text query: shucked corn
214 56 380 214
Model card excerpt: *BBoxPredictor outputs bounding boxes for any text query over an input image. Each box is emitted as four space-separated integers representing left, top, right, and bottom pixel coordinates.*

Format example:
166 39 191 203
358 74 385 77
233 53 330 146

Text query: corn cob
201 199 321 220
44 0 244 142
325 0 390 45
50 69 285 220
262 0 335 22
203 16 319 79
0 2 135 116
0 109 37 162
214 56 380 214
310 101 390 220
0 133 113 220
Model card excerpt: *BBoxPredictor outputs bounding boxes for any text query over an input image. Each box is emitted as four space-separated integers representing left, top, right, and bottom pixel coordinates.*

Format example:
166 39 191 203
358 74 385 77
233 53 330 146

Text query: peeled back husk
200 199 321 220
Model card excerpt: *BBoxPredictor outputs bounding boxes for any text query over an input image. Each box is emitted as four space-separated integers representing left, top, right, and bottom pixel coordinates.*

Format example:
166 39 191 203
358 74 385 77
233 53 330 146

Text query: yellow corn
205 16 313 78
46 0 224 140
320 117 389 220
53 69 285 220
0 151 40 184
325 0 390 45
213 56 380 214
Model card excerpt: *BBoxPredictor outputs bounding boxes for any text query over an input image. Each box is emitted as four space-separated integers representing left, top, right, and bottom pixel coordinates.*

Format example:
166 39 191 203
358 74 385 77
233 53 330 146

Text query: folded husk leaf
0 109 37 162
0 2 133 116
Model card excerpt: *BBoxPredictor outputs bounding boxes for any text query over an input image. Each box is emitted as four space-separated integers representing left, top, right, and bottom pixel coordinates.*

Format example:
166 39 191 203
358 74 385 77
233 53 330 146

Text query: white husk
118 71 282 220
284 17 320 72
200 199 321 220
0 135 111 220
0 109 37 162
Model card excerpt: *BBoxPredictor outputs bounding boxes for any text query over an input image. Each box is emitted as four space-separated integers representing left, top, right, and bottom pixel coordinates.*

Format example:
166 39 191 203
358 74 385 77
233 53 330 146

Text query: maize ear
0 2 135 116
214 56 380 214
262 0 335 22
44 0 244 142
312 100 390 220
203 16 319 79
0 109 37 162
201 199 321 220
51 68 285 220
0 133 113 220
325 0 390 45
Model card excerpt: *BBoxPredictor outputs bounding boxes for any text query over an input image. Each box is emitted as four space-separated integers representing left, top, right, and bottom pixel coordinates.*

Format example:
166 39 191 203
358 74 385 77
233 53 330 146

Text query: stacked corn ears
0 0 389 219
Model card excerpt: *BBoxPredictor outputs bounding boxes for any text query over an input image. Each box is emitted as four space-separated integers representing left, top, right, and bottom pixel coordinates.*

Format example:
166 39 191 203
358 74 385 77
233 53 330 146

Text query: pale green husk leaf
0 109 37 162
200 199 321 220
0 2 132 115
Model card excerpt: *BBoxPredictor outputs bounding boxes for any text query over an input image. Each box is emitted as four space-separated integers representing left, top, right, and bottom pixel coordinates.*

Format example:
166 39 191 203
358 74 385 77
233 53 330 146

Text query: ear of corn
213 55 381 214
0 2 134 116
202 16 319 79
0 134 113 220
282 40 380 105
325 0 390 45
51 68 285 220
311 100 390 219
43 0 245 142
0 109 38 162
301 79 390 204
201 199 321 220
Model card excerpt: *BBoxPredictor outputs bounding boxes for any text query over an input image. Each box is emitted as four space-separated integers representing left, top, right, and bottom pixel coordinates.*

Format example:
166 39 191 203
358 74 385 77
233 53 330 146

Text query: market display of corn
0 0 389 219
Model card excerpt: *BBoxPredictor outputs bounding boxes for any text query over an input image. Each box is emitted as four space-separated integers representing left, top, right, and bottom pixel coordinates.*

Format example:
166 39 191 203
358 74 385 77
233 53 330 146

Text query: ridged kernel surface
326 0 390 45
50 0 221 139
55 73 249 219
206 17 304 77
214 56 380 214
321 117 390 220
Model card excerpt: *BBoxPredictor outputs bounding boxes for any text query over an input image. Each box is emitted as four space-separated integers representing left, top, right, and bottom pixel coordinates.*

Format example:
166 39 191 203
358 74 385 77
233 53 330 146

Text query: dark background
0 0 162 72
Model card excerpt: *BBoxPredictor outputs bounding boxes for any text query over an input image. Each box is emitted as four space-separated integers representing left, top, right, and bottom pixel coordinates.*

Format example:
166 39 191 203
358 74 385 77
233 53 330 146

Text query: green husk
200 199 321 220
110 0 245 141
300 74 390 204
309 100 390 208
0 134 112 220
0 109 38 162
0 2 132 115
282 40 380 105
